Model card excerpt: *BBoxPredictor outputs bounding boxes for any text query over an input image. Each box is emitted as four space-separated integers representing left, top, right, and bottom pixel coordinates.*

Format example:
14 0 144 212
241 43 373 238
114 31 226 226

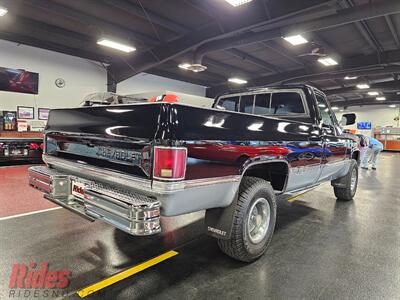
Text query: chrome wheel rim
350 168 357 192
247 198 271 244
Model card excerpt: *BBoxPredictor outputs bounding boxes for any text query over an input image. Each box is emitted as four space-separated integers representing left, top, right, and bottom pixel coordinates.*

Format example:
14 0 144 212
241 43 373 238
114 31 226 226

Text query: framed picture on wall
1 111 18 131
17 106 35 119
38 108 50 120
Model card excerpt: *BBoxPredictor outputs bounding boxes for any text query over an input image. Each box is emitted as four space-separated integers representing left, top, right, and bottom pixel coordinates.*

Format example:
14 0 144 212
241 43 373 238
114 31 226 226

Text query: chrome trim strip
43 155 241 193
43 154 152 191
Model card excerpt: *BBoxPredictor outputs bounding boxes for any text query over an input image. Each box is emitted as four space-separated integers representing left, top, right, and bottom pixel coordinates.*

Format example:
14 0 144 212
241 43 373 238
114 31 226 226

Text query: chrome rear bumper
29 166 161 236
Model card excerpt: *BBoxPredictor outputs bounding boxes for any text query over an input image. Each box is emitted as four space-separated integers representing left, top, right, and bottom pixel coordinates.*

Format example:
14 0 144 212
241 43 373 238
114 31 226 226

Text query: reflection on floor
0 153 399 299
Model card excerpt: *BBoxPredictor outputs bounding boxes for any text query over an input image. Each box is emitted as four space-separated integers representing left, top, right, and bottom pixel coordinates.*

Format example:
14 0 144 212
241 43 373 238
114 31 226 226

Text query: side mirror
340 113 356 126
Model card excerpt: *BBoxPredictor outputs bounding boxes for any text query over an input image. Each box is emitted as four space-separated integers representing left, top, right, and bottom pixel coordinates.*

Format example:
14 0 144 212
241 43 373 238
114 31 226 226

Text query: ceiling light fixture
97 38 136 53
178 63 191 70
283 34 308 46
344 76 358 80
224 0 253 7
356 83 370 89
178 63 207 72
318 57 338 66
368 91 379 96
389 104 396 108
0 6 8 16
228 77 248 84
376 96 386 101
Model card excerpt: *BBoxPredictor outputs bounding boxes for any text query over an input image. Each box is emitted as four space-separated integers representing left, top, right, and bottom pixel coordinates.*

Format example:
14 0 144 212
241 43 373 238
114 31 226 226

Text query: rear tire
333 160 358 201
217 176 277 262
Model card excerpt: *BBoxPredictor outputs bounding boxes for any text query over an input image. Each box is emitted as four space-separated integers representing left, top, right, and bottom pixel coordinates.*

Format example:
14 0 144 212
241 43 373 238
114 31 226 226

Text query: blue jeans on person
361 144 383 169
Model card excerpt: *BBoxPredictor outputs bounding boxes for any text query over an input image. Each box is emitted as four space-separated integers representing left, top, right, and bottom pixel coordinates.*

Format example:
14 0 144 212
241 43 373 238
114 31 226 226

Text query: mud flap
205 192 239 240
331 175 348 188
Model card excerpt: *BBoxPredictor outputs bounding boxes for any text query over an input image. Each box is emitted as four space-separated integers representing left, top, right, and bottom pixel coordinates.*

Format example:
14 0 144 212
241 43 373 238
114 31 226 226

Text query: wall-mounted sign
0 67 39 94
38 108 50 120
357 122 372 130
17 106 35 119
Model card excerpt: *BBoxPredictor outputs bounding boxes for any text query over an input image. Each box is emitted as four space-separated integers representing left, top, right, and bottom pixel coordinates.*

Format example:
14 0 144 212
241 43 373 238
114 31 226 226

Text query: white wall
117 72 207 97
0 40 107 114
339 105 400 134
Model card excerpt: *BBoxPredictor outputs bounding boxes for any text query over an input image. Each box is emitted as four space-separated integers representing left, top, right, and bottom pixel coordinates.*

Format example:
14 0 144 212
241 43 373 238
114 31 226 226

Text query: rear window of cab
216 91 306 116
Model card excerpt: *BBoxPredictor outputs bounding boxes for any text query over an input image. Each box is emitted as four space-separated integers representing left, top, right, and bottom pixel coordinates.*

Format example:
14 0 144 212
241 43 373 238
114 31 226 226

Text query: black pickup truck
29 85 359 262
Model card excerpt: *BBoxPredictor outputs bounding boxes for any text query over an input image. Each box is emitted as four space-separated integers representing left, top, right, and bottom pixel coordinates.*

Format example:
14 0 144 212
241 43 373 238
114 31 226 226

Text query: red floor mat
0 165 57 218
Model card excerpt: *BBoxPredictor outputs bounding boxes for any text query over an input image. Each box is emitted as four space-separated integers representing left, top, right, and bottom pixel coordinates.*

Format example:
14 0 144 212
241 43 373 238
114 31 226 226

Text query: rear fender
205 159 289 239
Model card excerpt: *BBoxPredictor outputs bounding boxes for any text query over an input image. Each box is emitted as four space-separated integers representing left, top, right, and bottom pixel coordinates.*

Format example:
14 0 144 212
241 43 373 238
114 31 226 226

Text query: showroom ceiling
0 0 400 107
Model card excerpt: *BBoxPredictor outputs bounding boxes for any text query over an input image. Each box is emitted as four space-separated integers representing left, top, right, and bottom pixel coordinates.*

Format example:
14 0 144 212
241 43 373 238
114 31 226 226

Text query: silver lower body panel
41 154 241 217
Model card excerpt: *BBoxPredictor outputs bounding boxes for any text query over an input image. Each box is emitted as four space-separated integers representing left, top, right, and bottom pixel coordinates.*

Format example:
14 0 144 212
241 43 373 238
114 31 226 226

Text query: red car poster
0 67 39 94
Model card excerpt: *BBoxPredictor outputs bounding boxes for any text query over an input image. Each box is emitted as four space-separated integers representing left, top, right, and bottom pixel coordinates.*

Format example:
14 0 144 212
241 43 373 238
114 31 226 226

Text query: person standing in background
356 134 369 164
360 136 384 170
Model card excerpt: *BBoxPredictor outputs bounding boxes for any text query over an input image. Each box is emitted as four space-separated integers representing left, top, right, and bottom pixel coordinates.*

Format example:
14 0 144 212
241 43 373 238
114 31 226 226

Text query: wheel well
242 162 288 192
352 150 360 164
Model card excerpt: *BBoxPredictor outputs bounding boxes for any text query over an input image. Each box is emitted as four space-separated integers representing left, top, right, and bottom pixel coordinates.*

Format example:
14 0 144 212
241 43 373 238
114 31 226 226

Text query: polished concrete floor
0 152 399 299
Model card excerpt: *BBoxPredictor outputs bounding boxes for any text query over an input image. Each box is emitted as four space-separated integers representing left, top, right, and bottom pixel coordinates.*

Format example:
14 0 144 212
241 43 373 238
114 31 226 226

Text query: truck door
314 92 348 182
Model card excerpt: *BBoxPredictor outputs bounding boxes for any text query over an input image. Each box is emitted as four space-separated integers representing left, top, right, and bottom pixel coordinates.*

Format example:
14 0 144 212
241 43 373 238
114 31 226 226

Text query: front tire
333 160 358 201
217 176 277 262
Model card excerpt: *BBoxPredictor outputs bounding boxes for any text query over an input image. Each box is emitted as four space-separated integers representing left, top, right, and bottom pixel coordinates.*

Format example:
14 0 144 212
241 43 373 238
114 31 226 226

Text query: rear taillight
29 143 39 150
153 146 187 180
40 143 44 150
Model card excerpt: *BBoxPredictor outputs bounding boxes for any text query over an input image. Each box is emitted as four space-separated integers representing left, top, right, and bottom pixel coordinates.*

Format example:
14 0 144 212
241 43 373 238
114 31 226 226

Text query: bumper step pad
28 166 161 235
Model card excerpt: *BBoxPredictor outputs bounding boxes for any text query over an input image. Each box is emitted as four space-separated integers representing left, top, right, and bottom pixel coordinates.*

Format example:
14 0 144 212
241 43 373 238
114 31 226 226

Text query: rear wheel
333 160 358 201
217 176 277 262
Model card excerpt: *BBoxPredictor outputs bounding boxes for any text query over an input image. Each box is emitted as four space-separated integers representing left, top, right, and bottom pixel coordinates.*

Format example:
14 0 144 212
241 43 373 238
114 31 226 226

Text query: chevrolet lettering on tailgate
95 146 141 164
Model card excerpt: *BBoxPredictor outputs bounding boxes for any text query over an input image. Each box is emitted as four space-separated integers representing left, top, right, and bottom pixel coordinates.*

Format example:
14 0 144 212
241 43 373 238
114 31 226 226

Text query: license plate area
12 149 25 156
71 179 86 199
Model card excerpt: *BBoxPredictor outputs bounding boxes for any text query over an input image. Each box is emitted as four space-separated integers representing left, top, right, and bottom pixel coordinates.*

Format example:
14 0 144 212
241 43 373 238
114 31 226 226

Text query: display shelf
374 127 400 151
0 132 43 139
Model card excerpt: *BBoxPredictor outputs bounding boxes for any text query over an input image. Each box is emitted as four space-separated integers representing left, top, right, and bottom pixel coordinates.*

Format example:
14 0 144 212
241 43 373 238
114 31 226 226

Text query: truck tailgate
45 103 164 178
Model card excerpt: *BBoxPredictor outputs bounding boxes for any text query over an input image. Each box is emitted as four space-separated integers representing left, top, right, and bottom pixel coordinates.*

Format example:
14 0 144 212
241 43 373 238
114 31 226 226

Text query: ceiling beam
7 0 159 48
0 16 116 59
110 0 349 82
148 68 212 87
261 41 307 67
206 49 400 97
338 0 383 53
385 15 400 48
325 80 400 96
202 57 257 78
281 65 400 84
330 96 400 107
196 0 400 59
105 0 280 83
0 32 111 63
224 48 281 73
103 0 190 35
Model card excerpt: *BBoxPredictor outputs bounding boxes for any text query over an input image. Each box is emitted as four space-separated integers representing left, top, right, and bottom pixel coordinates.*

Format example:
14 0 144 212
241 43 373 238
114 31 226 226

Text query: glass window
217 96 239 112
254 93 272 115
270 92 305 115
239 95 254 113
315 93 334 126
